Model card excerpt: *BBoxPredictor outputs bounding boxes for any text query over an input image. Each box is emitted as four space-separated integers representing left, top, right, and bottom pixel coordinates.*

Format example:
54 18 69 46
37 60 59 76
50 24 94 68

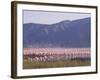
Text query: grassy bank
23 59 90 69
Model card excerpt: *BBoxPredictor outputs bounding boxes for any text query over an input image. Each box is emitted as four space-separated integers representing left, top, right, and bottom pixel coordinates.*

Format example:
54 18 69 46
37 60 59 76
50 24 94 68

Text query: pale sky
23 10 91 24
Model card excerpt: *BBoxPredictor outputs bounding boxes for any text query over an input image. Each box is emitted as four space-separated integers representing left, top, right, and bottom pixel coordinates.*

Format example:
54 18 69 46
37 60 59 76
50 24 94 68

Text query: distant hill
23 17 91 48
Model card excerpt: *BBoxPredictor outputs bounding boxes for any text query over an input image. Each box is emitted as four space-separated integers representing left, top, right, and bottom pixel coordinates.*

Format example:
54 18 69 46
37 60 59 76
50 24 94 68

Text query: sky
23 10 90 24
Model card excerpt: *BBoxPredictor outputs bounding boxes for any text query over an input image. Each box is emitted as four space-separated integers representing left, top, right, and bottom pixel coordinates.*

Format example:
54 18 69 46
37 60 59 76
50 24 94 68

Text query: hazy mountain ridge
23 17 91 48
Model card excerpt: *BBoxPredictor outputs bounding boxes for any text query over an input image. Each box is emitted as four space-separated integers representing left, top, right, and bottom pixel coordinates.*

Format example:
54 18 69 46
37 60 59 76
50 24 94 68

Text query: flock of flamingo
24 48 91 62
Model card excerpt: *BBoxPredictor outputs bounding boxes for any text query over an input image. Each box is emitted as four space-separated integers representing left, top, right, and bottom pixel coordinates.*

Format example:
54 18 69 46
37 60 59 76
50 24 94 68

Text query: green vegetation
23 59 90 69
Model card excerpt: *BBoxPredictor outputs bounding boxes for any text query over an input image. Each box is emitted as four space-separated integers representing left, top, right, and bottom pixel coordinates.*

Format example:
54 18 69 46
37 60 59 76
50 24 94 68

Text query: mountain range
23 17 91 48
